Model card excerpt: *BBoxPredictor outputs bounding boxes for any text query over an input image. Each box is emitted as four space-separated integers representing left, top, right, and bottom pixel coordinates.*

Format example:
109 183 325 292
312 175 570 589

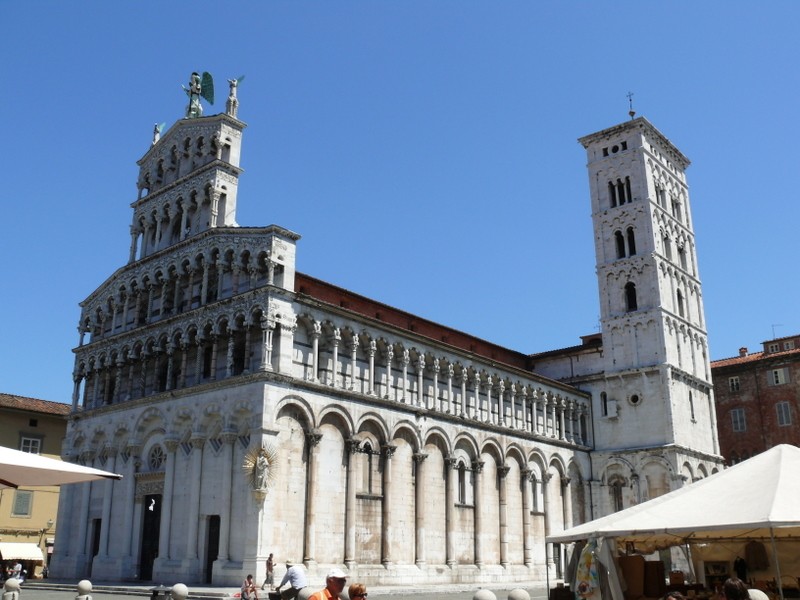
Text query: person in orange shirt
308 568 348 600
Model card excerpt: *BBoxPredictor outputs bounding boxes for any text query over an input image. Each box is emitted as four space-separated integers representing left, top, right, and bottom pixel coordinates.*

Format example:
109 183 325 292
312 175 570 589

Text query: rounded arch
275 395 315 430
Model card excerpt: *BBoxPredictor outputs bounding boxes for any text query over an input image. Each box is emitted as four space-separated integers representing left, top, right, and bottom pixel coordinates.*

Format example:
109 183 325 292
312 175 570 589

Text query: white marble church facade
50 80 721 587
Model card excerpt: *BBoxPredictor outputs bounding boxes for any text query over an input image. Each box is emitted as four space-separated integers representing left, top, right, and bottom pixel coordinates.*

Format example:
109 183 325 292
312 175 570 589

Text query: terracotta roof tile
712 347 800 369
0 393 70 416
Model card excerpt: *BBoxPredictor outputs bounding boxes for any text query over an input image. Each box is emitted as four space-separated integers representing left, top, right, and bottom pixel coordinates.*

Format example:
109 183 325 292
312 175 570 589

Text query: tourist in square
277 560 307 600
241 573 259 600
348 582 368 600
308 568 348 600
261 553 274 590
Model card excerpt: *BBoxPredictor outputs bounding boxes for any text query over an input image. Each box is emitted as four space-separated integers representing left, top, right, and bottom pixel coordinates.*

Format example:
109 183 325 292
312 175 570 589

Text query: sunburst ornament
243 444 278 491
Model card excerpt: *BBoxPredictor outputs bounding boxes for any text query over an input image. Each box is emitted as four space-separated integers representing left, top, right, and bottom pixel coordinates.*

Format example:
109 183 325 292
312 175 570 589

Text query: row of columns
82 255 278 345
72 318 288 411
301 430 572 569
306 330 588 444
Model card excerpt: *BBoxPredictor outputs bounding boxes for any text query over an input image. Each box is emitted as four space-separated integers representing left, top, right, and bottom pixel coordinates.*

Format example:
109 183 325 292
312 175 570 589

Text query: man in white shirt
277 560 307 600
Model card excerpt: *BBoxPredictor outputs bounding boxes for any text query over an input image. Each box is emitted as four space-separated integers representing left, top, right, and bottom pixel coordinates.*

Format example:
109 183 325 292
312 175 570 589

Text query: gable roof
0 393 70 417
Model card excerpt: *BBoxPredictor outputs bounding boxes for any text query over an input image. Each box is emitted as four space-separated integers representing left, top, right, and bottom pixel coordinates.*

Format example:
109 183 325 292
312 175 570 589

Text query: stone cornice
579 116 690 170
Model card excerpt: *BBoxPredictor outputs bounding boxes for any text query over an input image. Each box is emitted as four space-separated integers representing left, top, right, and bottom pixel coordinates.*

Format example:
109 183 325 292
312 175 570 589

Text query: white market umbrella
548 444 800 547
0 445 122 489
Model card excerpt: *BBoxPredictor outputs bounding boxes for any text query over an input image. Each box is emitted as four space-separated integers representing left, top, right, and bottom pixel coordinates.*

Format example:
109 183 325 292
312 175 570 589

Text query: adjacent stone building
711 334 800 464
50 78 721 587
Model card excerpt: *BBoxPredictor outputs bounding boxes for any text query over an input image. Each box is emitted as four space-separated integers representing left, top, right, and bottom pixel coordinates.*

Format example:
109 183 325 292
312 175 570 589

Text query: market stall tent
0 445 122 489
547 445 800 549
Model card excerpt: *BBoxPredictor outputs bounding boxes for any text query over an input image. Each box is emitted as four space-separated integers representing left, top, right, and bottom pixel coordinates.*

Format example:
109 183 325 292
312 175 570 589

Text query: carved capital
412 452 428 464
305 429 323 448
498 464 510 478
382 444 397 459
472 459 485 473
345 438 361 455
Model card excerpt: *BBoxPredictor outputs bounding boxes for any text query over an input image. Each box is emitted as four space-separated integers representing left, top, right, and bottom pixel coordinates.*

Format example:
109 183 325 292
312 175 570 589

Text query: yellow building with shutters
0 394 68 578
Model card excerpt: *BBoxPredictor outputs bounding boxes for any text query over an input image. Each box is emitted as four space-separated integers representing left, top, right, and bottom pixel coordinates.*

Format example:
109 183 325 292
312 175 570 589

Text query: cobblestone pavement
19 583 550 600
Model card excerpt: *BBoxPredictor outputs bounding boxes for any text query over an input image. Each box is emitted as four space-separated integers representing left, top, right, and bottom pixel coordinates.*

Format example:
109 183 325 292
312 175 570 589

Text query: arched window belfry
615 231 625 259
625 282 638 312
626 227 636 255
663 235 672 260
677 290 685 317
608 176 632 208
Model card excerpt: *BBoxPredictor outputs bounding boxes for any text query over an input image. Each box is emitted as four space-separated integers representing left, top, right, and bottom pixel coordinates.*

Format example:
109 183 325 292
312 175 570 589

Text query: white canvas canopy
548 444 800 549
0 445 122 489
0 542 45 562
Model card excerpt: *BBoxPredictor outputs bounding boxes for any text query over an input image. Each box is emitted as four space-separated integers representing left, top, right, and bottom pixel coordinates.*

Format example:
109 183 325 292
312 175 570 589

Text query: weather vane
627 91 636 120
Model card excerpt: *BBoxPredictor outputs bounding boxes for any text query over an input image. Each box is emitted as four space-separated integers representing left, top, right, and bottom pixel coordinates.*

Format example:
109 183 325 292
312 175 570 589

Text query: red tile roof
712 347 800 369
0 393 71 416
296 272 532 370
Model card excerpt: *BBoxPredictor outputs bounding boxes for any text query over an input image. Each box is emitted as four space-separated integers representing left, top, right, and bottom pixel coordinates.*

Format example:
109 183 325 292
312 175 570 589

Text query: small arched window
615 231 625 259
678 245 687 270
600 392 608 417
610 480 624 512
626 227 636 256
677 289 685 317
625 282 638 312
663 235 672 260
608 181 617 208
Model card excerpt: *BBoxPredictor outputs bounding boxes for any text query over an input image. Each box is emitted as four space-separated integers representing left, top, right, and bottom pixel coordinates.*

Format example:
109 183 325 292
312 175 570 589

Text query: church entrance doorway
205 515 220 583
140 494 161 580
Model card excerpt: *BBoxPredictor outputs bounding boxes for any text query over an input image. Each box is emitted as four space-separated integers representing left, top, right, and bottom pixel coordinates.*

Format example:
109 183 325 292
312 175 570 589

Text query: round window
629 394 641 406
149 445 165 470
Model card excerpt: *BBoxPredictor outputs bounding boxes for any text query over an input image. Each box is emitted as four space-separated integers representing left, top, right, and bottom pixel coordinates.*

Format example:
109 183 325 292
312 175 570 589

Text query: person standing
308 568 348 600
277 560 307 600
261 553 274 591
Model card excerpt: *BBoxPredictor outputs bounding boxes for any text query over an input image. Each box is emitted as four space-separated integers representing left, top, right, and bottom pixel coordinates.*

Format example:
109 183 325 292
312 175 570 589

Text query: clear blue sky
2 2 798 403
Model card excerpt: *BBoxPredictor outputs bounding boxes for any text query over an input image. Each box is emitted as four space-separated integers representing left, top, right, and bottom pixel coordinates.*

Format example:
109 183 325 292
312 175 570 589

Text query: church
50 75 722 587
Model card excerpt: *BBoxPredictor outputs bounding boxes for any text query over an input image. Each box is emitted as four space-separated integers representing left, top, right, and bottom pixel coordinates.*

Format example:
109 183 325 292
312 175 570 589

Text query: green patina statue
183 71 214 118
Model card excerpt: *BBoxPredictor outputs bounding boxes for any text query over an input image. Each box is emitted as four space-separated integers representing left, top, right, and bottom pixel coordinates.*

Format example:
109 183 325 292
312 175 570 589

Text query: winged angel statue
183 71 214 118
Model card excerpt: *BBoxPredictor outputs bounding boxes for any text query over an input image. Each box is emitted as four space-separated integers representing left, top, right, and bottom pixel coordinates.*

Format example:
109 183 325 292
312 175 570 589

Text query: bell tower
568 116 722 516
579 117 719 454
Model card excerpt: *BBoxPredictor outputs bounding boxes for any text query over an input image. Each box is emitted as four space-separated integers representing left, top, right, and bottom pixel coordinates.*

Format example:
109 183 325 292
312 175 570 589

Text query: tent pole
682 542 697 584
770 528 784 600
546 541 551 600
